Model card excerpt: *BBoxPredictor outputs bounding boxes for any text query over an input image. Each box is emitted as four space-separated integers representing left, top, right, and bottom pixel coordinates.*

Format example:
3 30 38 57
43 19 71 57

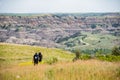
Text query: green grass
0 43 74 67
60 31 120 50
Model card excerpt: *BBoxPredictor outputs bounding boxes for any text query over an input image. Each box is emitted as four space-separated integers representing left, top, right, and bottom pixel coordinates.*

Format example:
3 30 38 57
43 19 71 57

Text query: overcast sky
0 0 120 13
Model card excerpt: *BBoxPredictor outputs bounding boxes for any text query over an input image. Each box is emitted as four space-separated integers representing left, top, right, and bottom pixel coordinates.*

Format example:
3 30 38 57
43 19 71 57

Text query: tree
73 49 81 62
112 46 120 56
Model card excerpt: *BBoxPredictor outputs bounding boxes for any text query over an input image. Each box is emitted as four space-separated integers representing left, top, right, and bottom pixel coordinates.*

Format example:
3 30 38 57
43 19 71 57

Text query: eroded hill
0 13 120 50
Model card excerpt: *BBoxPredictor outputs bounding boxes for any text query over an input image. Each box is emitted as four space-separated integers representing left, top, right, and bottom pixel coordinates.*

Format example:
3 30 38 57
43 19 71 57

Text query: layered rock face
0 13 120 48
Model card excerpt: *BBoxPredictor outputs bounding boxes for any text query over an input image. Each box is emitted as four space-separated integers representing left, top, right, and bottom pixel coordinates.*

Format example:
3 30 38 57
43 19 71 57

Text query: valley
0 13 120 51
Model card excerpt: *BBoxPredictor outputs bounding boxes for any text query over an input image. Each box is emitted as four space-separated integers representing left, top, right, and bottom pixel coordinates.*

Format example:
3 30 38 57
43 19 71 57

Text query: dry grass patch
0 60 120 80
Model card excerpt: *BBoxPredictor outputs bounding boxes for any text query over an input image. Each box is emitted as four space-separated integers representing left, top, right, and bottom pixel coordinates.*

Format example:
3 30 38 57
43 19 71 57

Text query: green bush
112 46 120 56
91 24 96 29
80 54 91 60
45 57 58 65
96 55 120 62
73 49 81 61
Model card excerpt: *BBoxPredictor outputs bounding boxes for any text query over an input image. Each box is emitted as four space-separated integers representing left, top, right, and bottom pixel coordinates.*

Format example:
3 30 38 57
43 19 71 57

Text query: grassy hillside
0 43 120 80
0 43 74 66
59 31 120 51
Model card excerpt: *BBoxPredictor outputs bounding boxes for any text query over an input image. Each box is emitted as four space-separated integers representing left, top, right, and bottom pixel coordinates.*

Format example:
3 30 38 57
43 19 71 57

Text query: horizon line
0 12 120 14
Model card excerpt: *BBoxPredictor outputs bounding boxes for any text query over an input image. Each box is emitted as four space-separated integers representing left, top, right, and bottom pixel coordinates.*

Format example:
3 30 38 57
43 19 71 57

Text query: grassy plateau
0 43 120 80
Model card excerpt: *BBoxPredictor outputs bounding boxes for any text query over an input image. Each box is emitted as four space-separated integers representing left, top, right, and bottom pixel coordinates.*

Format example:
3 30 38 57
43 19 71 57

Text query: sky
0 0 120 13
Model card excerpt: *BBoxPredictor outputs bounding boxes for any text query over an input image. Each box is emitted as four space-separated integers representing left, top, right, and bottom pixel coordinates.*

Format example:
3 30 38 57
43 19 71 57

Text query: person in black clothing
38 52 42 62
33 53 39 65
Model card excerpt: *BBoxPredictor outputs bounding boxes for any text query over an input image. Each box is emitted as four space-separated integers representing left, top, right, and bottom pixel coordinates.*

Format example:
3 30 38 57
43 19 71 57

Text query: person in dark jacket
33 53 39 65
38 52 42 62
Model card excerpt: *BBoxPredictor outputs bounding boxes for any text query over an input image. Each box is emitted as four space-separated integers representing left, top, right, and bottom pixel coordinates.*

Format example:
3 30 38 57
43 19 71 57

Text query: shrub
112 46 120 56
73 49 81 61
96 54 120 62
45 57 58 65
112 23 120 27
80 54 91 60
91 24 96 29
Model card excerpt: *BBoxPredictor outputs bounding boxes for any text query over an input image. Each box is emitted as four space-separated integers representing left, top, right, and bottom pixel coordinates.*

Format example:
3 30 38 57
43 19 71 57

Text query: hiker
38 52 43 62
33 53 39 65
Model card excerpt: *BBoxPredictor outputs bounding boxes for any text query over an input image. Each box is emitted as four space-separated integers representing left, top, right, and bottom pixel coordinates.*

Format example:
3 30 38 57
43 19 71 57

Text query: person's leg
34 60 37 65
